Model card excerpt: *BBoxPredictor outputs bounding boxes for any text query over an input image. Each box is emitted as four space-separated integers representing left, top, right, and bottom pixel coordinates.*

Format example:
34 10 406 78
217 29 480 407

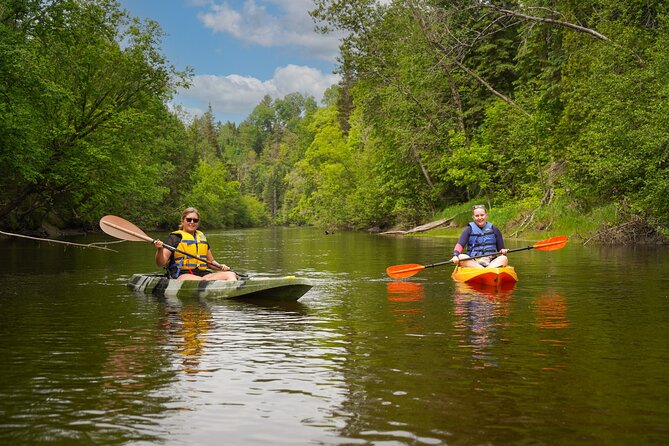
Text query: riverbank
403 199 668 245
2 198 666 246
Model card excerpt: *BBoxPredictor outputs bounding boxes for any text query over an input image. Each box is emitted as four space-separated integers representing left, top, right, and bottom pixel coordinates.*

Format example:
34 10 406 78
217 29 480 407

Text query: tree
0 0 191 229
185 161 267 227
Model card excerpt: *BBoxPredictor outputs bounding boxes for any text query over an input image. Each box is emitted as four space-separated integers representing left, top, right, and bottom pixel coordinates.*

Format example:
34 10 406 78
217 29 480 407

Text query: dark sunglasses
185 217 199 223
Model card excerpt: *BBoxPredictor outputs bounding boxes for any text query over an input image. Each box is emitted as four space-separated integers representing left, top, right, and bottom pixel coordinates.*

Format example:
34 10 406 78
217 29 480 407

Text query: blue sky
118 0 342 123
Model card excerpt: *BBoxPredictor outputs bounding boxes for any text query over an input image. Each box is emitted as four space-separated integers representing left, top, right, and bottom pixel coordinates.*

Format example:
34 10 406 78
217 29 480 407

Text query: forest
1 0 667 242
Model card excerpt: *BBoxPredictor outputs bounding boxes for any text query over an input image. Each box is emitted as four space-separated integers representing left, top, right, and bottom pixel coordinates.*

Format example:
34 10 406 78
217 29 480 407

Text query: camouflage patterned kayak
127 274 314 301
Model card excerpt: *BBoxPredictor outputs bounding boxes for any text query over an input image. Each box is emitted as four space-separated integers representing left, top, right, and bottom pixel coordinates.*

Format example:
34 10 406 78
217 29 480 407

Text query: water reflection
148 297 350 446
158 297 215 374
386 281 425 332
95 316 177 444
532 292 570 371
102 328 159 392
453 282 514 367
153 296 310 376
533 292 569 330
2 230 668 445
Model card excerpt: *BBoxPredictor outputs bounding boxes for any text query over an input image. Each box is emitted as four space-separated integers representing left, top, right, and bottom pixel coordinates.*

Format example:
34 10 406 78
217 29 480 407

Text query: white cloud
173 1 344 122
198 0 341 61
176 64 341 122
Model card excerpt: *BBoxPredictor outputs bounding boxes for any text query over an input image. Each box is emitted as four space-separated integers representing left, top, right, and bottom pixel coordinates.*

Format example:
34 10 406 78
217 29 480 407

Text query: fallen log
380 216 453 235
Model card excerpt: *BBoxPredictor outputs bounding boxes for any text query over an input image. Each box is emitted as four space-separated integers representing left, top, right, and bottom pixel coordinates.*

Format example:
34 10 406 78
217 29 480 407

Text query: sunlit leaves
184 161 267 228
0 0 190 229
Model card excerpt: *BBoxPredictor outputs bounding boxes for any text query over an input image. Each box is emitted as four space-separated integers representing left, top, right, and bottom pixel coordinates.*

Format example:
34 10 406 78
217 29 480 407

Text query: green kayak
127 274 314 301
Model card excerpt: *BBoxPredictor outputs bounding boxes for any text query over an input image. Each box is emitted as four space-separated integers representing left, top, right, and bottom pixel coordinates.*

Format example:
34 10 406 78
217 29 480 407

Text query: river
1 227 668 445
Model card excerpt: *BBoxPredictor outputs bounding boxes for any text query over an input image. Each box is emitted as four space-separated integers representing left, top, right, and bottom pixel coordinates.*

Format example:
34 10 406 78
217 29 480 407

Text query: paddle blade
533 235 568 251
386 263 425 279
99 215 152 242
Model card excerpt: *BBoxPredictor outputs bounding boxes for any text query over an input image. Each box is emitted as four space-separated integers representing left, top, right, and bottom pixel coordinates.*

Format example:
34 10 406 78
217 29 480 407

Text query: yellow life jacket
171 230 209 272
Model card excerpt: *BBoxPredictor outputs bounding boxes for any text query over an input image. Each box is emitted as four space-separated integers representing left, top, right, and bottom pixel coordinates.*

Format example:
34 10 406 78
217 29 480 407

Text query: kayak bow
451 266 518 286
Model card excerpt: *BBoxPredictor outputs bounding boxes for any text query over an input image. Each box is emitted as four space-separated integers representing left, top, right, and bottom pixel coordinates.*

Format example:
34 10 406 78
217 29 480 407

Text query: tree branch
412 9 532 117
483 5 610 41
0 230 119 251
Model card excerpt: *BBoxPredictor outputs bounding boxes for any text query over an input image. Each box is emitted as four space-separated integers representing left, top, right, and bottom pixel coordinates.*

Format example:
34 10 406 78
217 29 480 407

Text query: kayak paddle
386 235 568 279
99 215 229 271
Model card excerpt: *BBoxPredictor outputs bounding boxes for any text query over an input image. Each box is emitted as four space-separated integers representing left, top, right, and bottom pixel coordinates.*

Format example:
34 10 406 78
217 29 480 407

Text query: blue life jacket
467 222 497 257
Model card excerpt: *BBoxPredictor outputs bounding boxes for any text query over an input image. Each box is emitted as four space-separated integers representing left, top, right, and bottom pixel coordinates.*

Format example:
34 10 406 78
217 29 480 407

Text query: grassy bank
415 197 665 244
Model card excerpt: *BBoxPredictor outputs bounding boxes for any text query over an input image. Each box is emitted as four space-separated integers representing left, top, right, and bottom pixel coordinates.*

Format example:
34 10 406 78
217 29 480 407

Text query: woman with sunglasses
153 207 237 281
450 204 509 268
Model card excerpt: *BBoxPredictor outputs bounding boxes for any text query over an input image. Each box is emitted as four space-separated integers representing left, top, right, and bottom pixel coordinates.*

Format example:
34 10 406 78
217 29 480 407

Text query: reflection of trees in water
532 292 570 371
453 282 514 367
160 300 214 374
386 281 425 332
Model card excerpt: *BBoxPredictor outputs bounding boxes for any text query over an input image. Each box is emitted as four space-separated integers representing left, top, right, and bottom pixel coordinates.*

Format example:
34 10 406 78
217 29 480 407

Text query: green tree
185 161 267 228
0 0 190 229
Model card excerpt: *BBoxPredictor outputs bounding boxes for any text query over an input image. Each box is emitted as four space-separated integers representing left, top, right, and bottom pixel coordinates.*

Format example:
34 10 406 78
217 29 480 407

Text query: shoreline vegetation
2 2 668 245
407 217 666 246
385 200 667 245
2 197 666 246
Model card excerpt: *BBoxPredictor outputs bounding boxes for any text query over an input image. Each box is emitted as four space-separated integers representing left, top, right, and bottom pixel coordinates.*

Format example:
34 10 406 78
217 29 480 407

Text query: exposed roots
584 216 666 245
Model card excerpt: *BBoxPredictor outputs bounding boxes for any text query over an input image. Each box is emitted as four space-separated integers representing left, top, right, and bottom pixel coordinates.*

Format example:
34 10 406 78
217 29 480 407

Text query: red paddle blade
99 215 152 242
386 263 425 279
533 235 568 251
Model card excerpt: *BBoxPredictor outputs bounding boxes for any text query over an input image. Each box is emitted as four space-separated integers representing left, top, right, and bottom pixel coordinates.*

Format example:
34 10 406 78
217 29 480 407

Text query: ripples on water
2 231 669 445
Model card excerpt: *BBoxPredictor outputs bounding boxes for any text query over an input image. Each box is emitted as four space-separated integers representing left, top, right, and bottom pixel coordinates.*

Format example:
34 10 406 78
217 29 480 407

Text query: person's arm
493 226 508 254
154 234 179 267
451 227 472 263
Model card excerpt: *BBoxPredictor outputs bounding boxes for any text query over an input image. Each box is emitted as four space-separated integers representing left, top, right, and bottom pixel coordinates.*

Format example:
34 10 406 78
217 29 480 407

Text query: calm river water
1 227 668 445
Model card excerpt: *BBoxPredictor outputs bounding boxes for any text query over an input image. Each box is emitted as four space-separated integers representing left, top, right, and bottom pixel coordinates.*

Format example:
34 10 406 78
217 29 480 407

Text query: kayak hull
451 266 518 285
127 274 313 301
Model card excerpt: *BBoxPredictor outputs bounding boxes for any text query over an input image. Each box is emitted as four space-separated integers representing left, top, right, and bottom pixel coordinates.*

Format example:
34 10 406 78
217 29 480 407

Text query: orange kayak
451 266 518 285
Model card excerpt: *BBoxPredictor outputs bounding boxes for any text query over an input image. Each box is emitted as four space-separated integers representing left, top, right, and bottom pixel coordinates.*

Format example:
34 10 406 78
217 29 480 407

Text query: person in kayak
450 204 509 268
153 207 237 281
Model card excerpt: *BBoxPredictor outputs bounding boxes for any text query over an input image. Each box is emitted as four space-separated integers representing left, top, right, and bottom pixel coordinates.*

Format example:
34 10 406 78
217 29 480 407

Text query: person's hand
211 261 229 271
451 255 459 264
154 239 163 249
500 249 508 255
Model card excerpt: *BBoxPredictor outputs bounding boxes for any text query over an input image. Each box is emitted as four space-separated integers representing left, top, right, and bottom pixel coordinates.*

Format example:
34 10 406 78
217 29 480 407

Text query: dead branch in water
0 230 119 252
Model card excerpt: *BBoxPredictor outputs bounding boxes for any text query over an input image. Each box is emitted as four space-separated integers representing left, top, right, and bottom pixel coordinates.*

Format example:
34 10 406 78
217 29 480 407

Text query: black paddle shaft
425 244 535 269
160 242 247 277
159 243 220 269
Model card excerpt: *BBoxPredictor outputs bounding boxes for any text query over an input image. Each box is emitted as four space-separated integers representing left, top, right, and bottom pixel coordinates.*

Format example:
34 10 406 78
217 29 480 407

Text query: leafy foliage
0 0 189 230
1 0 667 241
306 0 669 238
184 161 267 228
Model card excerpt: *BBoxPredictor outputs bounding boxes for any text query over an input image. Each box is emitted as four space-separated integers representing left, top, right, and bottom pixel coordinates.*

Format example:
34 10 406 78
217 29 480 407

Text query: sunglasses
185 217 199 223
